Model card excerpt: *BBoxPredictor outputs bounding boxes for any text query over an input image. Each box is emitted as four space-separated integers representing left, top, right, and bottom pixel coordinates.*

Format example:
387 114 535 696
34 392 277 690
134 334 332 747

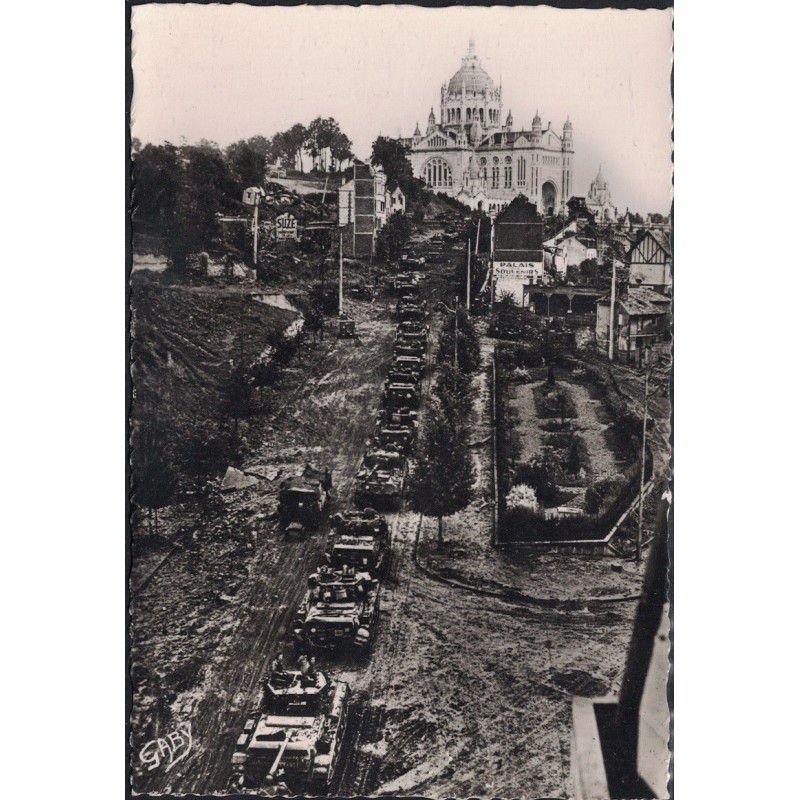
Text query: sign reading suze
275 213 298 240
494 261 542 280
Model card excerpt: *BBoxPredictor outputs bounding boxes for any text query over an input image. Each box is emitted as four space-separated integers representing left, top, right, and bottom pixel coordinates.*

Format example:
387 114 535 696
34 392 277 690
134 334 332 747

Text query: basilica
401 40 575 215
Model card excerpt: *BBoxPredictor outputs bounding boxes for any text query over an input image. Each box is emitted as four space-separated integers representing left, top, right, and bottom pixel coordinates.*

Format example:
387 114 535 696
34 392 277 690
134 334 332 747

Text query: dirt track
131 249 650 799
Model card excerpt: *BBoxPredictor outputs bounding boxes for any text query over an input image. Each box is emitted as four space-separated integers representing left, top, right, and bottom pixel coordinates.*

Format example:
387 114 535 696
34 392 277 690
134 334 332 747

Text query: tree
306 117 345 172
375 212 413 261
579 258 599 283
407 404 474 549
273 124 307 171
132 142 182 223
226 137 270 188
496 291 518 311
131 416 177 536
567 437 582 475
330 130 353 172
370 136 421 200
437 306 481 374
434 362 474 424
566 264 580 283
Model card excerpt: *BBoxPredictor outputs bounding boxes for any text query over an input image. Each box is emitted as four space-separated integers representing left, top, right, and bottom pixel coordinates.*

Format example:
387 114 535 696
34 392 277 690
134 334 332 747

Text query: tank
353 448 406 510
377 422 416 455
327 509 391 578
294 566 381 651
383 381 420 411
278 465 333 534
231 669 350 792
392 351 425 373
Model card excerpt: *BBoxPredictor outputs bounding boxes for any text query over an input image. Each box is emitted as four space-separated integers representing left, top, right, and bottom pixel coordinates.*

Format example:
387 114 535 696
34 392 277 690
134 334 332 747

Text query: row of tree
407 307 482 549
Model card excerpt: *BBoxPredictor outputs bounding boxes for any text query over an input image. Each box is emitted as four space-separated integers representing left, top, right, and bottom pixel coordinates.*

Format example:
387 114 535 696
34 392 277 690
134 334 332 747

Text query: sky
131 4 673 214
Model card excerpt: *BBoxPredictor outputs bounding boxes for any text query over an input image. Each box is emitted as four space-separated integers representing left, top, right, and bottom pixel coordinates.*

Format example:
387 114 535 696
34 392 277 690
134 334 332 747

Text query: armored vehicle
383 380 420 411
376 420 416 455
393 273 419 294
353 448 406 509
398 304 426 324
392 351 425 374
277 465 333 534
376 407 418 428
231 668 349 792
293 566 380 651
327 509 391 576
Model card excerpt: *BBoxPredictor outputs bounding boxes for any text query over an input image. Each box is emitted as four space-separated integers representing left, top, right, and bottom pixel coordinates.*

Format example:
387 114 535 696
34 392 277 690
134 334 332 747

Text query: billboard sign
276 213 299 240
494 261 542 280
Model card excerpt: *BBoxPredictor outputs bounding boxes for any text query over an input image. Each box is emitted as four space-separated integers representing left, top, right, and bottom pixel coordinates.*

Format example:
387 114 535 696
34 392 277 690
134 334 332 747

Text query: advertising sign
276 213 299 240
494 261 542 280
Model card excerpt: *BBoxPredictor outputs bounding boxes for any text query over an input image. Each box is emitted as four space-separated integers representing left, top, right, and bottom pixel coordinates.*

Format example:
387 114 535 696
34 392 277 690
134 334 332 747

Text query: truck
230 668 349 792
293 566 380 652
277 465 333 537
327 509 391 578
353 447 406 510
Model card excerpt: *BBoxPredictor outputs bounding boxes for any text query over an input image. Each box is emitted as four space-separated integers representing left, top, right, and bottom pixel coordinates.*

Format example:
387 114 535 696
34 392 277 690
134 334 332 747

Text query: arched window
423 158 452 188
517 157 527 187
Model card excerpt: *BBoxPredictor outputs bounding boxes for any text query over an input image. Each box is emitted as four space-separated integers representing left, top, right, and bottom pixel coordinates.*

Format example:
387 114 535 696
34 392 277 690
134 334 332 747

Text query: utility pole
637 347 651 564
253 198 259 266
608 257 617 361
339 229 344 316
466 238 471 311
454 296 459 369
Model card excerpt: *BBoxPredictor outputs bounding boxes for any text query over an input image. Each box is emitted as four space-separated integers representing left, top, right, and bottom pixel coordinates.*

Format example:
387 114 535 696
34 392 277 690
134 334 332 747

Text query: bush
514 449 561 506
506 483 539 512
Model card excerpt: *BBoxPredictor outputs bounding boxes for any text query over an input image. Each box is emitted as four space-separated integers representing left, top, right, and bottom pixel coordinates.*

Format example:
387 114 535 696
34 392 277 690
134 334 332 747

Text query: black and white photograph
128 3 673 798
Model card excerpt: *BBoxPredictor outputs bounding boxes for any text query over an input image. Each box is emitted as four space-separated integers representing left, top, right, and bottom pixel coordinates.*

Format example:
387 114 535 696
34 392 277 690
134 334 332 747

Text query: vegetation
437 305 481 374
375 212 413 261
370 135 423 202
433 361 475 424
407 403 474 550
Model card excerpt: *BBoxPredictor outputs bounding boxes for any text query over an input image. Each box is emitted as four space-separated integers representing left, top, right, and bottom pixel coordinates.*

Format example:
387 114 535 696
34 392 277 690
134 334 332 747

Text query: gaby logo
139 721 192 772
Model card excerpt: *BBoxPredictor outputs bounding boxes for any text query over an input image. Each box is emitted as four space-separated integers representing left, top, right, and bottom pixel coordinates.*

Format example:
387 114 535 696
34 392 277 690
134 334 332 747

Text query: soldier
270 652 285 676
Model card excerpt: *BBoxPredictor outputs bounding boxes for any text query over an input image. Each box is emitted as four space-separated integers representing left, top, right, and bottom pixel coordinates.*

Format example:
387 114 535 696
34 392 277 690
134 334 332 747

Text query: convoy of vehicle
232 233 441 794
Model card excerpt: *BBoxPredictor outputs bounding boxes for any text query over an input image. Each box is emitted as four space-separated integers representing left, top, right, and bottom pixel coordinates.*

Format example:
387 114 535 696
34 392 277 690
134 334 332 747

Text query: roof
618 287 670 317
629 228 672 260
448 43 495 94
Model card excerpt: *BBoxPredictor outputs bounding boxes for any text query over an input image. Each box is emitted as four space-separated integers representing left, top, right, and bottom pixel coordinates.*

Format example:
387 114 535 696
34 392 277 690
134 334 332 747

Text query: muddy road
131 244 645 799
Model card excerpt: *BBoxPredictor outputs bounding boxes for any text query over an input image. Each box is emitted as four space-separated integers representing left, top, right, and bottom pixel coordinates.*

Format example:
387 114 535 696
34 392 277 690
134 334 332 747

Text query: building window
491 166 499 189
424 158 452 188
504 165 512 188
517 157 527 187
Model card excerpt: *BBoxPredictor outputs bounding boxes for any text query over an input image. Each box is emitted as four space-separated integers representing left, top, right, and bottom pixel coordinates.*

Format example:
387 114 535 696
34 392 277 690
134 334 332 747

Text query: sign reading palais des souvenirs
275 213 299 240
494 261 542 280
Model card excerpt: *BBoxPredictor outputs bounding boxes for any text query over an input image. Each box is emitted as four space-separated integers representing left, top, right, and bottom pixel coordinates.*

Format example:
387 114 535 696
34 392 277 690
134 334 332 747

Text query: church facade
401 40 574 215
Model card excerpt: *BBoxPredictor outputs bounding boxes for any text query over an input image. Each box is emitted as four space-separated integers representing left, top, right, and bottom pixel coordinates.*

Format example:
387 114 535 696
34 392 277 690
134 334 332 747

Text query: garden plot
512 372 627 515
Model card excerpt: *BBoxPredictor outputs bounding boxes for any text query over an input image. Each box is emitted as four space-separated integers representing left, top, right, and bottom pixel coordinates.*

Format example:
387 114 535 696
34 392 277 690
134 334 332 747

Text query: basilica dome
448 42 495 95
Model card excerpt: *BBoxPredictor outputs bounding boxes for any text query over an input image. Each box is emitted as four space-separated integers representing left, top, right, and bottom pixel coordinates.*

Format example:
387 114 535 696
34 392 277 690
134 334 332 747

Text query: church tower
426 108 436 136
